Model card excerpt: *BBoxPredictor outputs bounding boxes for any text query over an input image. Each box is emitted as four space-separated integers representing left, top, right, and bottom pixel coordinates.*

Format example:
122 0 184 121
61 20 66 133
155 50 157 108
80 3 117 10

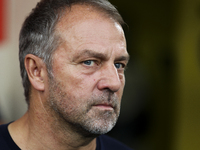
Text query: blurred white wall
0 0 39 122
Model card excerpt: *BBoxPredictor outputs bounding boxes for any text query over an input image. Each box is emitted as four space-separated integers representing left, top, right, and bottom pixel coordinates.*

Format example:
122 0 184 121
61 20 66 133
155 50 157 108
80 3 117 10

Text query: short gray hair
19 0 125 104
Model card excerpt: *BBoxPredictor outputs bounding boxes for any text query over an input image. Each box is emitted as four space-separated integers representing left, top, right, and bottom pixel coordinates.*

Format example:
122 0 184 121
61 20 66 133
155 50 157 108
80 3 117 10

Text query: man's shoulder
97 134 133 150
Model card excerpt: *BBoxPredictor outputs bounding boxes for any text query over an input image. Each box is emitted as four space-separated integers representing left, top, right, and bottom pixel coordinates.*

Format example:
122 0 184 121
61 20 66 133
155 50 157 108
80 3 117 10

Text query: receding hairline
64 2 124 23
59 3 123 26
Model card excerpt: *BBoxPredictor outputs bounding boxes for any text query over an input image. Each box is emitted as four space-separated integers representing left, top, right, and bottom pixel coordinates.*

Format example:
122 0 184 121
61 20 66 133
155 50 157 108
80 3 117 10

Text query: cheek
117 77 125 98
63 73 96 99
117 88 124 100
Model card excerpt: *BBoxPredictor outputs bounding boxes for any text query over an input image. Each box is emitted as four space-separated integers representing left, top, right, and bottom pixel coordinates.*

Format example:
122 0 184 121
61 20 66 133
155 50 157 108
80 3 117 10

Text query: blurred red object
0 0 5 42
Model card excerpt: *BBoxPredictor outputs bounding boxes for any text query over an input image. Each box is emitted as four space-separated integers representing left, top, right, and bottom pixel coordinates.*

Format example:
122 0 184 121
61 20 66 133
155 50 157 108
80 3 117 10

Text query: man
0 0 131 149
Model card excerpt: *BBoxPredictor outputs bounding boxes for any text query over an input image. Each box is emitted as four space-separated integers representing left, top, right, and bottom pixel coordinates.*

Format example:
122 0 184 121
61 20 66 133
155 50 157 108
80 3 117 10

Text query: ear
24 54 47 91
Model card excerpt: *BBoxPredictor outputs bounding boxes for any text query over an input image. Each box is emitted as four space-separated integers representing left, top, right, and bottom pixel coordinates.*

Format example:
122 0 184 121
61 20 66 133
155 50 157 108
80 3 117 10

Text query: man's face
47 5 129 135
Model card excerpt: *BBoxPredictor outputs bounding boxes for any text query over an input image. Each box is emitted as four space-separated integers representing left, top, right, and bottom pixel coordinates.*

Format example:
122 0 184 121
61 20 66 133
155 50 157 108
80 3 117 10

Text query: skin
8 4 129 150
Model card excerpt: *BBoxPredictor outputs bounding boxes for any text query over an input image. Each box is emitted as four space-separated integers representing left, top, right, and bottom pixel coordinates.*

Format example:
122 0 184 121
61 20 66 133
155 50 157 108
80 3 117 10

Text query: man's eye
114 63 125 69
83 60 95 66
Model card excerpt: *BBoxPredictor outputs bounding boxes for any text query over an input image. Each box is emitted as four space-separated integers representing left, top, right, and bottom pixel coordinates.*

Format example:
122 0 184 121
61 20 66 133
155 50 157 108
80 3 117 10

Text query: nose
97 64 123 92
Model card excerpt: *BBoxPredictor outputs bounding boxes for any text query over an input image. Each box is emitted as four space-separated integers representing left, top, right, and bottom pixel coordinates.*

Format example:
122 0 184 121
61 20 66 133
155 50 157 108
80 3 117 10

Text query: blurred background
0 0 200 150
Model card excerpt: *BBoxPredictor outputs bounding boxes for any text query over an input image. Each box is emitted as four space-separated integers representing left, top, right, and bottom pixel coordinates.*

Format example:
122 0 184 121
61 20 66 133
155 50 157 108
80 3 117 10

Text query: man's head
19 0 129 135
19 0 125 103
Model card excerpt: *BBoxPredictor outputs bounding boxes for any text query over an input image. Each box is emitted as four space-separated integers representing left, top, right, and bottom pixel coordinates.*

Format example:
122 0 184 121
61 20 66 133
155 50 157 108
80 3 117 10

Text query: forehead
56 4 125 39
55 4 127 57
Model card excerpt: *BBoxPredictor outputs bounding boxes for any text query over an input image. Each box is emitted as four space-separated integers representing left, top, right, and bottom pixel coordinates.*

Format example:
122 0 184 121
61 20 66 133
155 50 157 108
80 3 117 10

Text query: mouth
93 103 114 111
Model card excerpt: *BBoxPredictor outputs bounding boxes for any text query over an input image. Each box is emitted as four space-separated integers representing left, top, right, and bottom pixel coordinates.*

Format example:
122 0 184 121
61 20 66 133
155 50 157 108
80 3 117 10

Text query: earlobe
25 54 46 91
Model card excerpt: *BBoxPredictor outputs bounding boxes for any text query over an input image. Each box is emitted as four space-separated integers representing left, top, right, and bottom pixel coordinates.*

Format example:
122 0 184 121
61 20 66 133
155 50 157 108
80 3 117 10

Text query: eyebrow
73 49 130 62
115 55 130 63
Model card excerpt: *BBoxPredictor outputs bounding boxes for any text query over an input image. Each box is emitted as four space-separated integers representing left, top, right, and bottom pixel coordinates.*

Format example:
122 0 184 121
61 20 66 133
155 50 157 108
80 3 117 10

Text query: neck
8 101 97 150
